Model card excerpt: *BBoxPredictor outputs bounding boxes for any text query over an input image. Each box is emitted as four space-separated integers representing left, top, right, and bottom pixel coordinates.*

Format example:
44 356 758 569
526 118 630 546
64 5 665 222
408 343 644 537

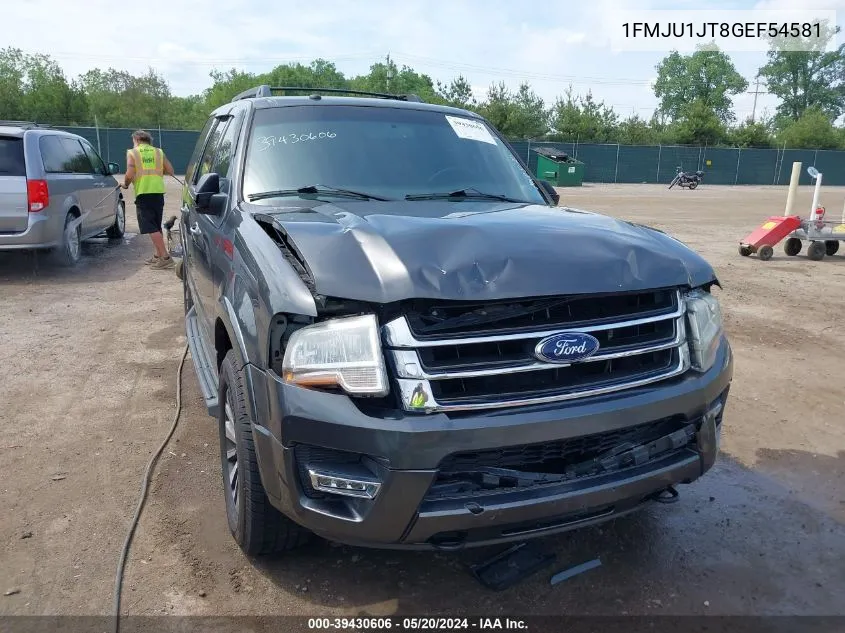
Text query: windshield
242 105 545 205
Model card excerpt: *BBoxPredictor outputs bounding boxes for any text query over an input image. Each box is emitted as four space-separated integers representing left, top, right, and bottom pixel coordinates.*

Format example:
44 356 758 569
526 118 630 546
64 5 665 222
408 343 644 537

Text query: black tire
739 244 752 257
807 241 826 261
688 180 699 190
825 240 839 256
53 212 81 266
784 237 802 256
758 245 774 261
106 199 126 239
218 350 310 556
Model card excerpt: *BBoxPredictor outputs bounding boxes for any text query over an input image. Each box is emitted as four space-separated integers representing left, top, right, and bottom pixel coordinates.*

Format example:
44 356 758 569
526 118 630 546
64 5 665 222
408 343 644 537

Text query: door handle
189 222 202 236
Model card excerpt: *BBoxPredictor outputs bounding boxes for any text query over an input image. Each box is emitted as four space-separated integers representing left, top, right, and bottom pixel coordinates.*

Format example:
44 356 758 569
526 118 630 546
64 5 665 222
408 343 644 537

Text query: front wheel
758 245 774 261
217 350 310 556
825 240 840 256
106 199 125 239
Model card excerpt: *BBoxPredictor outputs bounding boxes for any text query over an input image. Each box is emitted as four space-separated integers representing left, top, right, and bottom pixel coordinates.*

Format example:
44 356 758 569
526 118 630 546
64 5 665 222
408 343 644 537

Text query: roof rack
230 85 423 103
0 120 52 129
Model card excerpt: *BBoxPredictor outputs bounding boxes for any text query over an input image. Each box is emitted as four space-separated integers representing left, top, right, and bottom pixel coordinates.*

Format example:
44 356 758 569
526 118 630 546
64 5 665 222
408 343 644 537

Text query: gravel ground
0 181 843 623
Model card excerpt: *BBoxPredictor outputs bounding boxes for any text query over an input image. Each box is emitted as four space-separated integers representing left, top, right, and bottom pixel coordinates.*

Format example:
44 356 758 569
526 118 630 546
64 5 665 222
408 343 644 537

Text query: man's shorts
135 193 165 235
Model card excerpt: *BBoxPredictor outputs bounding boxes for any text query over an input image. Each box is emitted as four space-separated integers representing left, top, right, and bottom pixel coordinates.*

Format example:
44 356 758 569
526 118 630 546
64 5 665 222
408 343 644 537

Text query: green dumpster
534 147 584 187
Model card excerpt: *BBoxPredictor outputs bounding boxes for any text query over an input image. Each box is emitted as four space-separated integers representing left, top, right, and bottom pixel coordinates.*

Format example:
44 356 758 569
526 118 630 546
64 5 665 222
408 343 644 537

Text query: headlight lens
684 289 723 372
282 314 389 396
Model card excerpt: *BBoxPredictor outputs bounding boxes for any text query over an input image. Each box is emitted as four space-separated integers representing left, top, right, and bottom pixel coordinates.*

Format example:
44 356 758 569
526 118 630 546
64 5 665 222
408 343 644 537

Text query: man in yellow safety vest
122 130 176 269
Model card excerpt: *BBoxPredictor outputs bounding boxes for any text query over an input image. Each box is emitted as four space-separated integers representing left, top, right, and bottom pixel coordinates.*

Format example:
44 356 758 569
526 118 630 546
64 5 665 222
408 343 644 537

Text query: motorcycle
668 167 703 190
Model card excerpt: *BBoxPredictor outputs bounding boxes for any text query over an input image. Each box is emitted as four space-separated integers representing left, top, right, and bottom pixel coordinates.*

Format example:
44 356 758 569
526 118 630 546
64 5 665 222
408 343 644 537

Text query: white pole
784 162 801 216
810 172 822 221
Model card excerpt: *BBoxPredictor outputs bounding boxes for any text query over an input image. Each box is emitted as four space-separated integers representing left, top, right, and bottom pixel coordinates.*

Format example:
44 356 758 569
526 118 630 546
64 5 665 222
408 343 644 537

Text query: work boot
151 256 175 270
144 254 160 265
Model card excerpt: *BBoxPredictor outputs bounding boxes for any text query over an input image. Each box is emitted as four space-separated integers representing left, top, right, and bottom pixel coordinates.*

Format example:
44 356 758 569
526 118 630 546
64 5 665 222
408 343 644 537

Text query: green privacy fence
511 141 845 186
55 125 845 186
56 126 200 175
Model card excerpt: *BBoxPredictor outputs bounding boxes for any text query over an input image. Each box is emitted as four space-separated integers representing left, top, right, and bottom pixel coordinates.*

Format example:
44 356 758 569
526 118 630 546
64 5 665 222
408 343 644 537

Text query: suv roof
216 84 481 119
0 121 54 137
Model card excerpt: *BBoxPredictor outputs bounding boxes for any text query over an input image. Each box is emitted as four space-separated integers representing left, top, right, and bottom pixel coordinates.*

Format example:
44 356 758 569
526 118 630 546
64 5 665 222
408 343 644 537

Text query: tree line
1 23 844 149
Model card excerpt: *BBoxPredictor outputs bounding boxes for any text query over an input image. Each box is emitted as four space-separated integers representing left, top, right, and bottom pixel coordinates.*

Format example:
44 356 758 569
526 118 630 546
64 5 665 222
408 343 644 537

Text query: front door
80 139 117 231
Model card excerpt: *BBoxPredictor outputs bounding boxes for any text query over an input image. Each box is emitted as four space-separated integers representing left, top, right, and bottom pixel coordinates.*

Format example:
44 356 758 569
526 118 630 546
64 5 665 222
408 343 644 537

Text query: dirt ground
1 181 843 622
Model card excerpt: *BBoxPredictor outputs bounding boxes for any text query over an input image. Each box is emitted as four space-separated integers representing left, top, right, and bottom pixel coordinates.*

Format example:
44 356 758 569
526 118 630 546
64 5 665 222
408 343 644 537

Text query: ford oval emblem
534 332 600 364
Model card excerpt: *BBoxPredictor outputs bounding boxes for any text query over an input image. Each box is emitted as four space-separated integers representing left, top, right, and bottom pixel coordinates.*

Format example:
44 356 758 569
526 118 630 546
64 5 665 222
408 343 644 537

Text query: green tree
549 88 617 142
671 99 726 145
759 22 845 121
616 114 655 145
727 119 773 148
476 82 548 139
436 75 476 109
654 47 748 123
0 48 25 120
777 107 842 149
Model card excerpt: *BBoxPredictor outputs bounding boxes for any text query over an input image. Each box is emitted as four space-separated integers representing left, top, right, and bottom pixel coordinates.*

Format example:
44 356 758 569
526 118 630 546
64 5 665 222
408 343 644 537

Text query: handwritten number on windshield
257 132 337 151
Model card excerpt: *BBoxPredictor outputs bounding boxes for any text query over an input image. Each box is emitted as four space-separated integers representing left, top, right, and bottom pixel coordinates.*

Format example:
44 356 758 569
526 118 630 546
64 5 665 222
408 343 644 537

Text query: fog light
308 469 381 499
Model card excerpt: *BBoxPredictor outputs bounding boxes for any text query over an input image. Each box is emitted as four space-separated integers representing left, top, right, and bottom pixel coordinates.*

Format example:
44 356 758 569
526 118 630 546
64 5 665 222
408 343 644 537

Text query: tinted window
81 141 107 175
242 106 544 204
209 113 242 178
0 137 25 176
195 119 226 184
186 117 217 185
60 138 94 174
40 136 94 174
40 136 69 172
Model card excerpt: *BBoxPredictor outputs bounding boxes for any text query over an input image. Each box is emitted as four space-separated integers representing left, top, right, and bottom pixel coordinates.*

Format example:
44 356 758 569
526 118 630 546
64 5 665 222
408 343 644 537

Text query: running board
185 306 220 418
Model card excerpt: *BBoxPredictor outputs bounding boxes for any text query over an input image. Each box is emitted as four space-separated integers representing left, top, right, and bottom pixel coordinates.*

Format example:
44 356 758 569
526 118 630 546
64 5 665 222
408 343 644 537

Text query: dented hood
256 201 716 303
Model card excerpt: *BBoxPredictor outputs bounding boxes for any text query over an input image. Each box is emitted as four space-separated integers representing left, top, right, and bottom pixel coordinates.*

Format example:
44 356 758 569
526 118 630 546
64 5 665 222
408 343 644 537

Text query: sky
4 0 844 122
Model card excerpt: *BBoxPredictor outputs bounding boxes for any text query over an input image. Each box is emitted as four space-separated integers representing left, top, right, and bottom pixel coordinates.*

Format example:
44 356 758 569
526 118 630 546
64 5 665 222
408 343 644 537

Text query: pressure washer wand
170 174 185 187
93 185 122 208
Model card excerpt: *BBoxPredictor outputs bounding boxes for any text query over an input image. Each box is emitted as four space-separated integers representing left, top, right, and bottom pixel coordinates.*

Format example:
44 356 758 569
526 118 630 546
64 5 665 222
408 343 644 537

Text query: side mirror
539 179 560 206
193 173 222 214
107 162 120 175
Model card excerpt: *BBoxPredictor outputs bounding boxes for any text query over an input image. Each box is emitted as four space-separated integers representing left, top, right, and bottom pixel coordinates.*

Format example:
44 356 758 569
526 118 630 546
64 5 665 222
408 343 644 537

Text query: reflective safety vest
128 144 166 195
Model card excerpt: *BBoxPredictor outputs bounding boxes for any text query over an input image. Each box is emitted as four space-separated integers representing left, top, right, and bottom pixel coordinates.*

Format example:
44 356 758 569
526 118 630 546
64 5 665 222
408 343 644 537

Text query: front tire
53 212 81 266
808 241 826 261
758 245 774 261
106 199 125 239
825 240 839 256
217 350 310 556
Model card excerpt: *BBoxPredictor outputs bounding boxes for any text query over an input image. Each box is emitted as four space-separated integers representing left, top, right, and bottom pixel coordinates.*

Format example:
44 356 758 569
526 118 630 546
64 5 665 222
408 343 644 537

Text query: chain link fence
56 126 845 186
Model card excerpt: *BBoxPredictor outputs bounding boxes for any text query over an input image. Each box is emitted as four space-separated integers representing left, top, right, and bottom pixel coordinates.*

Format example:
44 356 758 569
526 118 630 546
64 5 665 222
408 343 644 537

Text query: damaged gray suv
179 86 733 555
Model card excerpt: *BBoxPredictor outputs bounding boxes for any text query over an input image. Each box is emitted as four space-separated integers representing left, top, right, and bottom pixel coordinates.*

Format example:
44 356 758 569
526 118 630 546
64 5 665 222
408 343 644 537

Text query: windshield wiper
405 188 529 203
248 184 389 202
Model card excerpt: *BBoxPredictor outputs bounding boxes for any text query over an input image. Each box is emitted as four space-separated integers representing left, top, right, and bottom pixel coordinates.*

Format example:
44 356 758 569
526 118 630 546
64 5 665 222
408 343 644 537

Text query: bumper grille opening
425 415 697 501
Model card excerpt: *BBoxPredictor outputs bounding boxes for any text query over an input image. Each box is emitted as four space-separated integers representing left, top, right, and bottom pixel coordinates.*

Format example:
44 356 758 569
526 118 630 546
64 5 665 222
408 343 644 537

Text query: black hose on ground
111 345 189 633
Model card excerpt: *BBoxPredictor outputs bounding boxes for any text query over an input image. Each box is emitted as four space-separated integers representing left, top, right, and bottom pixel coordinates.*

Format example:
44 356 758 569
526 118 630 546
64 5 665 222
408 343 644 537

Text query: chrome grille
383 289 690 413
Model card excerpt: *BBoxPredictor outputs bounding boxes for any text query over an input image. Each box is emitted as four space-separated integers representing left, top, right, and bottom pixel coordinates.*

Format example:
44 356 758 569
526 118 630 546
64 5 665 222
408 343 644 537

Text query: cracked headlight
684 289 723 372
282 314 389 396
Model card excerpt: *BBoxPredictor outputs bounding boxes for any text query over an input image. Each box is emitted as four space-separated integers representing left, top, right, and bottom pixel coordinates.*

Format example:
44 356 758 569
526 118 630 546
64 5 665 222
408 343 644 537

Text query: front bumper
247 336 733 549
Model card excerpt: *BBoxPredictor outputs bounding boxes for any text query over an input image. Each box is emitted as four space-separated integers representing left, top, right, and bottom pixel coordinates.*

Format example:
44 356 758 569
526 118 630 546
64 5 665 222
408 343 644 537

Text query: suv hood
255 200 716 303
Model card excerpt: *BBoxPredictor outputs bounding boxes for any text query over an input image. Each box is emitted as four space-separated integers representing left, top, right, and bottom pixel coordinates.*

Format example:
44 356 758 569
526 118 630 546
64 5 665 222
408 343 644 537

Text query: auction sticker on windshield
445 115 497 145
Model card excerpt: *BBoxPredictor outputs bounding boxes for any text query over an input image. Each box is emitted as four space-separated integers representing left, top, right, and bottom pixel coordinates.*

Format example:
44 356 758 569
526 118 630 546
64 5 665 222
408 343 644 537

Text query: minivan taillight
27 179 49 212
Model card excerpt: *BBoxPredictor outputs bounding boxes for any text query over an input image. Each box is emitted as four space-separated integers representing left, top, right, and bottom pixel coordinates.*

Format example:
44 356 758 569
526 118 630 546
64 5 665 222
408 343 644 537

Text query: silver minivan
0 122 126 265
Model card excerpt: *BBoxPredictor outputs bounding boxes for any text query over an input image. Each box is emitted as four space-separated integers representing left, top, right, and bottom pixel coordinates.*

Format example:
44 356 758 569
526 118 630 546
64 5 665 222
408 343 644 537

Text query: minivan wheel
53 212 82 266
217 350 310 556
106 199 126 239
